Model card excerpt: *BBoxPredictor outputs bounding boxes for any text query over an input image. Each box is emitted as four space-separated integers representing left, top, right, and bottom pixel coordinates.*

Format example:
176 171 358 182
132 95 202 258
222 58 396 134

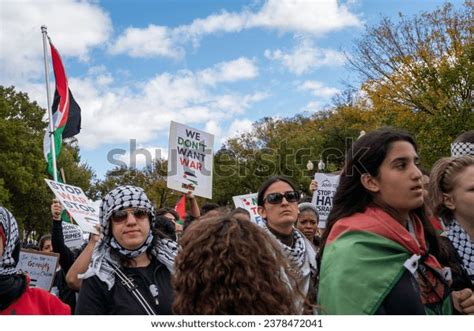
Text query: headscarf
0 207 21 276
81 186 178 289
447 221 474 285
451 142 474 157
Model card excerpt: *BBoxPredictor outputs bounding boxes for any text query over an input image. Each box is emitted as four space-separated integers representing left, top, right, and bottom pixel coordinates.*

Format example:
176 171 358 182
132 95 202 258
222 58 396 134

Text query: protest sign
17 249 59 291
311 173 340 228
45 179 100 234
62 222 84 249
232 193 264 225
167 121 214 199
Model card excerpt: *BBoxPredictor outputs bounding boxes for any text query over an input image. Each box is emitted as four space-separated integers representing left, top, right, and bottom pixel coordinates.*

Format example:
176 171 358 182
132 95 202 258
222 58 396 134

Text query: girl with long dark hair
318 128 473 314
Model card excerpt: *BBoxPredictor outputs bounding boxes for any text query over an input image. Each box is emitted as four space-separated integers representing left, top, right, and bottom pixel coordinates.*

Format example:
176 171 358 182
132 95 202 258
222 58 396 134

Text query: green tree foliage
0 86 94 239
349 1 474 164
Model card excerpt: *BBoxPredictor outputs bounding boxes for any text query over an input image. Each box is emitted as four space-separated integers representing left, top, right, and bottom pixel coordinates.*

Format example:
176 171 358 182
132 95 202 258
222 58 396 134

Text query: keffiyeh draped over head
81 186 178 289
0 207 21 276
451 142 474 157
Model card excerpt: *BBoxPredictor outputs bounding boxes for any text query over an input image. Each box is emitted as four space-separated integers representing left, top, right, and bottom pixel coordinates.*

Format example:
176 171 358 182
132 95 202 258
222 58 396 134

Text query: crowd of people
1 127 473 315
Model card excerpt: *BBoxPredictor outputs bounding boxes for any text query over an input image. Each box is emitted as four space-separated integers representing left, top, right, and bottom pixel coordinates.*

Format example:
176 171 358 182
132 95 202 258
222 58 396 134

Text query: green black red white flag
41 26 81 180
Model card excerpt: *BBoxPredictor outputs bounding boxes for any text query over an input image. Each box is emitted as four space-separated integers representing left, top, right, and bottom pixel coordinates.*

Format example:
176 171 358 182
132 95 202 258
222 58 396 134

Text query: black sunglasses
111 207 150 223
263 191 300 204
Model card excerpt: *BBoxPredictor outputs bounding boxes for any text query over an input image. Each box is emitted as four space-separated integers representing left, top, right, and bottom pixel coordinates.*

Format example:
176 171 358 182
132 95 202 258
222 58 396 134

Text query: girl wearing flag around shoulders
75 186 178 315
317 127 474 314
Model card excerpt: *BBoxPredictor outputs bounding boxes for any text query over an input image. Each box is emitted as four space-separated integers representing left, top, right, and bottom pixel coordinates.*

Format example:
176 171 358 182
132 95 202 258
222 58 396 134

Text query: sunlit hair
428 155 474 223
172 216 303 314
199 206 231 220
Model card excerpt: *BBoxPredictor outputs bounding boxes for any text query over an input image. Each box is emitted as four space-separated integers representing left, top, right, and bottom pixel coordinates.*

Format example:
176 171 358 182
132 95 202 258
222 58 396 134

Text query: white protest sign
17 249 59 291
167 121 214 199
62 222 84 249
311 173 340 228
232 193 264 225
45 179 100 234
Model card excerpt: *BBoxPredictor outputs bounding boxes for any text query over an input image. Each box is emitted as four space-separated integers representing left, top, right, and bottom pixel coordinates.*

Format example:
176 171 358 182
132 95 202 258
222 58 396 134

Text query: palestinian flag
43 40 81 177
318 206 452 315
175 194 186 220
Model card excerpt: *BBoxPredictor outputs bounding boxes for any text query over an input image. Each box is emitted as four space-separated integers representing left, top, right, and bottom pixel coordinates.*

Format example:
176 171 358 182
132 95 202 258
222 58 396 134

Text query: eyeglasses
263 191 300 204
111 208 150 223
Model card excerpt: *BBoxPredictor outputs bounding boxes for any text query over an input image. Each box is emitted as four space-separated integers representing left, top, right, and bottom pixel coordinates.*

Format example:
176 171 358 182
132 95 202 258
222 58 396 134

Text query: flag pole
41 25 58 182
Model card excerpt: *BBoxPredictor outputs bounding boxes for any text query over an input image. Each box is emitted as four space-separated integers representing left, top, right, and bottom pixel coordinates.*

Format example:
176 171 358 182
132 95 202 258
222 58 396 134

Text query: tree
349 1 473 164
91 159 191 210
0 86 94 239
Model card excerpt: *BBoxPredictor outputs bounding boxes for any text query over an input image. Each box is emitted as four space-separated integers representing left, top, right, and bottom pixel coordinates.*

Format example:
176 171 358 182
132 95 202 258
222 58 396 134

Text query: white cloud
219 119 254 144
298 80 340 98
62 58 266 149
204 120 222 138
108 25 183 59
0 0 112 84
264 39 345 75
115 145 168 169
110 0 361 58
198 57 258 86
249 0 361 34
302 101 325 112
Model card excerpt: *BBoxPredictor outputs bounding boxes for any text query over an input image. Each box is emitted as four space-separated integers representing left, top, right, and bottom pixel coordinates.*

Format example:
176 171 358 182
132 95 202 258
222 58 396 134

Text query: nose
280 196 289 205
412 164 422 180
125 211 138 225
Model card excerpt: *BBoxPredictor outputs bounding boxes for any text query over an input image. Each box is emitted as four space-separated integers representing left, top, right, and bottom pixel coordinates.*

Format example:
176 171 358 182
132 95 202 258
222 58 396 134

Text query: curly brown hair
172 216 303 314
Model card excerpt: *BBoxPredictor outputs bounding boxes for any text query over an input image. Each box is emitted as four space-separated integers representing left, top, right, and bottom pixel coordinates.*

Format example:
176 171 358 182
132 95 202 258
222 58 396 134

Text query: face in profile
367 141 424 218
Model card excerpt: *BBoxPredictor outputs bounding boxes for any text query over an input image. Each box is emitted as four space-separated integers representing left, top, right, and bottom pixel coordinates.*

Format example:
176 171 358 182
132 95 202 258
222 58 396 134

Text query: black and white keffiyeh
451 142 474 157
447 221 474 285
81 186 178 289
259 222 317 281
0 207 20 276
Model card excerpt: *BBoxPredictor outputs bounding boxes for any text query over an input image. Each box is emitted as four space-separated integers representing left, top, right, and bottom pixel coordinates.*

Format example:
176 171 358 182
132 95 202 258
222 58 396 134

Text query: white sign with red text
232 193 264 225
167 121 214 199
45 179 99 234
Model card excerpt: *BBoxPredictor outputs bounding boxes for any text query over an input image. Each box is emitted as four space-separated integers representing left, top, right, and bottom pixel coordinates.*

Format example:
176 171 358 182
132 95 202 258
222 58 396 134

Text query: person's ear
360 173 380 193
443 193 455 211
257 206 266 219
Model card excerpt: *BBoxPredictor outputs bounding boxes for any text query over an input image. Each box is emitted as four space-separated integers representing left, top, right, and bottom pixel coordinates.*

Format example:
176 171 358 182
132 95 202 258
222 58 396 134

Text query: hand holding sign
51 199 63 221
45 179 100 234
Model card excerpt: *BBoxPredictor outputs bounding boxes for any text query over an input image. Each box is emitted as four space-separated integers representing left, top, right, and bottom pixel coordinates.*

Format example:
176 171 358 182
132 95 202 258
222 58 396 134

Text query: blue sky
0 0 460 179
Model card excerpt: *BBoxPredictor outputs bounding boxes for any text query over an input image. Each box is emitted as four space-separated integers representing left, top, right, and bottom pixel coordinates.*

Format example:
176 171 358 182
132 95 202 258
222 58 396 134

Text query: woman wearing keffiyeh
75 185 178 315
0 206 70 315
429 156 474 292
257 176 317 314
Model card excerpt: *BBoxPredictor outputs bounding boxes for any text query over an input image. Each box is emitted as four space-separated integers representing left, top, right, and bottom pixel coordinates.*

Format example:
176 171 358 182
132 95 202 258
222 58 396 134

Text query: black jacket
51 220 81 312
75 257 173 315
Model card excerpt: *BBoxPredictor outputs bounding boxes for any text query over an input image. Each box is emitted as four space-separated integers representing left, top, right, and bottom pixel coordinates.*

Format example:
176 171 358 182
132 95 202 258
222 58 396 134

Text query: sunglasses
111 208 150 223
263 191 300 205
